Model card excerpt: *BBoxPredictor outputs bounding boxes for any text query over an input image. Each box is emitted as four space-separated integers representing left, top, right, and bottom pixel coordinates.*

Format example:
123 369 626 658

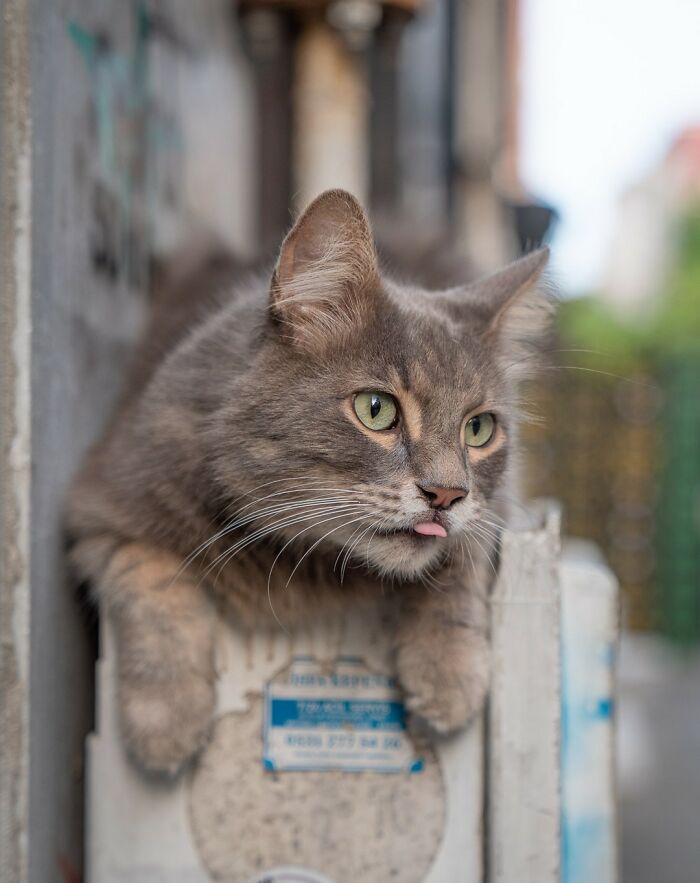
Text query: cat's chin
357 531 448 581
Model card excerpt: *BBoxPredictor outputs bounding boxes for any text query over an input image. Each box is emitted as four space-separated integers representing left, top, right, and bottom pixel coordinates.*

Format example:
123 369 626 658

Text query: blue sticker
263 658 423 774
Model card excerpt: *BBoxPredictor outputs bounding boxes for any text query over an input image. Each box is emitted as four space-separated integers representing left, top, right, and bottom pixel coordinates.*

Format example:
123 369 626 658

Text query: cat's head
220 190 553 581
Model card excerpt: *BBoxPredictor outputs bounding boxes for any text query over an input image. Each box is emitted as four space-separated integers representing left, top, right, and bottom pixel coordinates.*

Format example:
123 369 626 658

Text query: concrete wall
0 3 254 879
29 5 139 880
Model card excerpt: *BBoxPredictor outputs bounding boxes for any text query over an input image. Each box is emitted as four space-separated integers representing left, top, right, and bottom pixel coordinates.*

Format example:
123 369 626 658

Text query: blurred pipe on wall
453 0 514 273
239 0 426 245
239 7 296 254
370 9 409 215
235 0 556 271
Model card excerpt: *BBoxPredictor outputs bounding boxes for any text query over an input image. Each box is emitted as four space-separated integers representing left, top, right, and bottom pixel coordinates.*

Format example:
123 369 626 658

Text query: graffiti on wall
68 2 185 287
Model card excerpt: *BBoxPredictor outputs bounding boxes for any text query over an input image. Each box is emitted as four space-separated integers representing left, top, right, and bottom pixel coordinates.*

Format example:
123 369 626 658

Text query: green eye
353 392 398 431
464 412 496 448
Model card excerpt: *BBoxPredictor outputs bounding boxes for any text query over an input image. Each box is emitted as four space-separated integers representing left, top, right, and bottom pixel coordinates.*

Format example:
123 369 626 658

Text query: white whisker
285 514 371 589
203 504 367 581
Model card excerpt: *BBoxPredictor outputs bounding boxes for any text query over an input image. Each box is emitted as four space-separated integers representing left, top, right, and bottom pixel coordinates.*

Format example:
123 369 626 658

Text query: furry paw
119 671 216 777
397 629 490 735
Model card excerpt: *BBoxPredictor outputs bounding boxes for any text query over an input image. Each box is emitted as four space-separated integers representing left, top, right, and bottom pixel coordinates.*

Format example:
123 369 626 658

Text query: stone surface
189 698 445 882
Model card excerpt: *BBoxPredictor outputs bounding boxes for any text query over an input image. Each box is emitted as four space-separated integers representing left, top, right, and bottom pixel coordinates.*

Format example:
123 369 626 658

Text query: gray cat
67 189 552 776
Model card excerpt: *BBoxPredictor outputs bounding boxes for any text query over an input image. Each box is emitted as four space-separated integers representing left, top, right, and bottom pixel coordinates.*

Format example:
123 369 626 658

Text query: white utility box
88 506 618 883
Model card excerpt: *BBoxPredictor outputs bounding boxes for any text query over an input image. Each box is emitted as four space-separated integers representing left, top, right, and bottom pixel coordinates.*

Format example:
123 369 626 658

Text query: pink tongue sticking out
414 521 448 538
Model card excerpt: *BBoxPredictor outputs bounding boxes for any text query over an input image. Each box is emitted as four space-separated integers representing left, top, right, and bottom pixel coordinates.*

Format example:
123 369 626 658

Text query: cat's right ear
270 189 379 347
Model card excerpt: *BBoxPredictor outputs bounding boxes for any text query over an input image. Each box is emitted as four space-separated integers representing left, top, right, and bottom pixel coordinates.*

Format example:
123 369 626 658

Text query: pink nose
418 485 468 510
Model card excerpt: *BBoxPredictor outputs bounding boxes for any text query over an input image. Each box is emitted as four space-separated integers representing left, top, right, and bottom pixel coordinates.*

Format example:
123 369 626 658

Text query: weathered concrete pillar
453 0 516 272
0 3 32 882
293 18 371 209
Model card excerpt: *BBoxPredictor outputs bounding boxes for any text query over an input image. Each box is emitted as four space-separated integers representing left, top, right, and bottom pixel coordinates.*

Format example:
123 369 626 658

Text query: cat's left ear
270 189 379 347
465 247 555 378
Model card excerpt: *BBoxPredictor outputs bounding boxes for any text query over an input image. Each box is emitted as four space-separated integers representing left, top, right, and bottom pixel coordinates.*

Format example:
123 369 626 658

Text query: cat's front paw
397 629 490 735
119 671 216 777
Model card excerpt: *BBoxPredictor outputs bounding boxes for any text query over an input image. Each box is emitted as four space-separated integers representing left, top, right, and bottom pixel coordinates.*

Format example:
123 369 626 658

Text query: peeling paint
67 4 182 285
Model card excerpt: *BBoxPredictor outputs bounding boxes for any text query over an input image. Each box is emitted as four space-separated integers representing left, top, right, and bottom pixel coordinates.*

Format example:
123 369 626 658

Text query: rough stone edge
0 2 32 881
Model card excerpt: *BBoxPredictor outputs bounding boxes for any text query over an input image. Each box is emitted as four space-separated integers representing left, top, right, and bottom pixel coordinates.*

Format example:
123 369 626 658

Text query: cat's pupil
471 416 481 436
370 395 381 418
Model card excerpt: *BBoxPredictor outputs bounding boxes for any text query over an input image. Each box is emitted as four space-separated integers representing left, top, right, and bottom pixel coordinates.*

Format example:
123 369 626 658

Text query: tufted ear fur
464 247 554 380
270 189 379 347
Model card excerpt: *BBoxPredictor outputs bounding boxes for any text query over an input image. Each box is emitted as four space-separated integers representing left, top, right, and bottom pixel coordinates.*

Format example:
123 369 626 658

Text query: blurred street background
518 7 700 882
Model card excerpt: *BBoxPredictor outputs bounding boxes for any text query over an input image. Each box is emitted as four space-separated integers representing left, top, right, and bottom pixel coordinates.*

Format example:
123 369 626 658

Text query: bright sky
520 0 700 294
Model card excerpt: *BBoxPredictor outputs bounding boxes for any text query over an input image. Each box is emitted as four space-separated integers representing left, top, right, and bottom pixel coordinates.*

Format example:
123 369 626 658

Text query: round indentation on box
245 868 335 883
188 698 445 882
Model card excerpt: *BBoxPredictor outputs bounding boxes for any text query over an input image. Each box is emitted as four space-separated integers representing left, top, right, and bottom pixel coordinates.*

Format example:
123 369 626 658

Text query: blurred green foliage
559 205 700 362
656 207 700 352
545 205 700 641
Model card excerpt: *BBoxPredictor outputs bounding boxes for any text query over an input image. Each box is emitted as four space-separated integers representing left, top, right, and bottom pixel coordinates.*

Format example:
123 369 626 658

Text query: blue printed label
263 658 423 773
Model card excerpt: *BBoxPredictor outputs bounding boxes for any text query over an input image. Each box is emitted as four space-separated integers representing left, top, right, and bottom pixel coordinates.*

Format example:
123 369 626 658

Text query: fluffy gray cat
67 189 552 776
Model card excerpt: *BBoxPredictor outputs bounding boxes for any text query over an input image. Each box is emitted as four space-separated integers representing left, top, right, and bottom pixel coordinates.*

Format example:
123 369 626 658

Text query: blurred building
524 125 700 638
603 125 700 315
